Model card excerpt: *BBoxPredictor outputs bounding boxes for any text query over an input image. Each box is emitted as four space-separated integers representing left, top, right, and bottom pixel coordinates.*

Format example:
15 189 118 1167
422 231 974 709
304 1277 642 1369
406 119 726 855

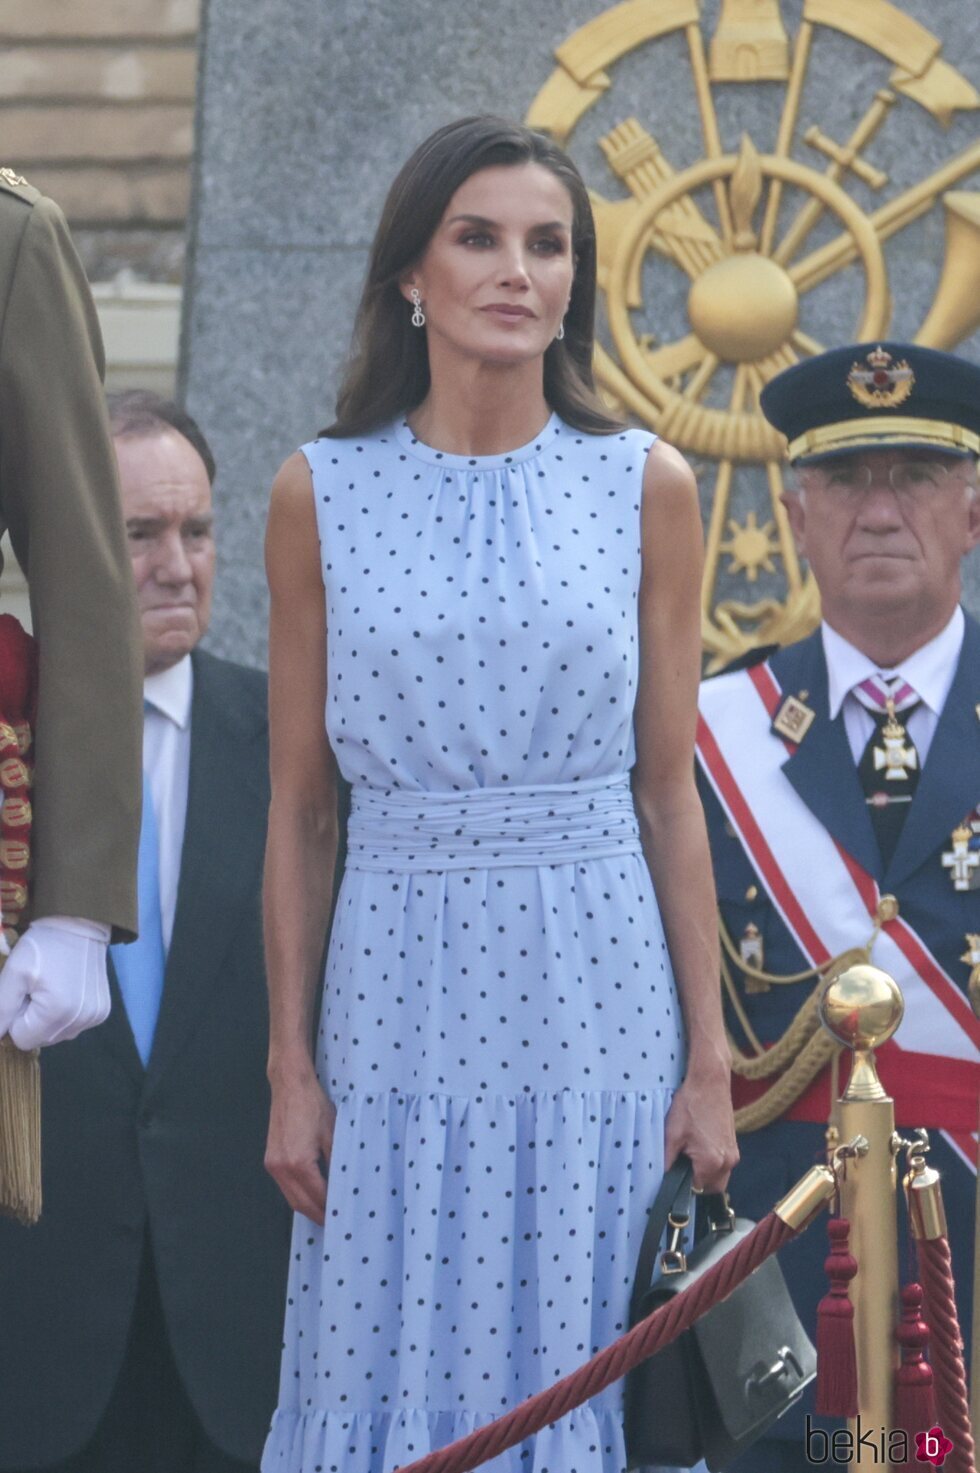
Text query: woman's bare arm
631 439 738 1192
263 450 339 1222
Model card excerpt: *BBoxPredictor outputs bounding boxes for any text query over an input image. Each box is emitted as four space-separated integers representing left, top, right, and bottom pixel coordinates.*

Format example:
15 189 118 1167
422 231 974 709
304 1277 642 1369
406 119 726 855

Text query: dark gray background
180 0 980 665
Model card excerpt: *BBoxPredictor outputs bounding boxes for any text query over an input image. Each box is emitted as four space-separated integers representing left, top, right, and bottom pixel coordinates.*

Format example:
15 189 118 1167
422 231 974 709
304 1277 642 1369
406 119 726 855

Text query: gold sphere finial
819 964 904 1101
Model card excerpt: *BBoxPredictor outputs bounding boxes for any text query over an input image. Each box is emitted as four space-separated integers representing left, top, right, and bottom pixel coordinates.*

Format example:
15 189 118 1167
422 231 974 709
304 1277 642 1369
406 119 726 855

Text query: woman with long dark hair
261 115 737 1472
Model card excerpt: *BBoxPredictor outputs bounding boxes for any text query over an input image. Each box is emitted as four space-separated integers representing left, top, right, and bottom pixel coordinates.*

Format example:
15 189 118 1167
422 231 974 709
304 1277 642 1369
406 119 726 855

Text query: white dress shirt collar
143 653 193 729
822 607 965 721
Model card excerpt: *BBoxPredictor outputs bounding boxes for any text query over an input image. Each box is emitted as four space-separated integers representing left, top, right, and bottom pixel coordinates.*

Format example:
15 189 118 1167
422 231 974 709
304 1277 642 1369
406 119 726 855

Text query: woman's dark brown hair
323 115 622 438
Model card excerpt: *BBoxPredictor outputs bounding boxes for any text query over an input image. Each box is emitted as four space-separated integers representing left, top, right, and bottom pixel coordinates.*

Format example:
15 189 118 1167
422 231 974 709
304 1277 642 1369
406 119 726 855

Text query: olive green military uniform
0 171 140 938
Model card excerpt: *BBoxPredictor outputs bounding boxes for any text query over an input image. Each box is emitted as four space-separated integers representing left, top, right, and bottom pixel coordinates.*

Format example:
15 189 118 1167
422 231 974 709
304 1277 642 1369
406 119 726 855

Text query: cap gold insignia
773 693 815 743
0 167 28 190
847 345 915 410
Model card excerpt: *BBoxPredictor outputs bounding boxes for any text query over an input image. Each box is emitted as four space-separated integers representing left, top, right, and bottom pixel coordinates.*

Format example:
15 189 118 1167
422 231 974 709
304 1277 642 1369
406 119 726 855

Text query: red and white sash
697 662 979 1166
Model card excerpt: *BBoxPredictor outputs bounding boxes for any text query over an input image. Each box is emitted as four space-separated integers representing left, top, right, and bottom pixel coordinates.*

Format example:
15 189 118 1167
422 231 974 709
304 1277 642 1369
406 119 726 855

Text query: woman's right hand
265 1060 336 1224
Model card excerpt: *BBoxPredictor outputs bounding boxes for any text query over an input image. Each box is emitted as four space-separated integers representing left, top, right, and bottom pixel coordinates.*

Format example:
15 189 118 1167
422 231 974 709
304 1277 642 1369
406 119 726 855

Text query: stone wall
181 0 980 667
0 0 199 281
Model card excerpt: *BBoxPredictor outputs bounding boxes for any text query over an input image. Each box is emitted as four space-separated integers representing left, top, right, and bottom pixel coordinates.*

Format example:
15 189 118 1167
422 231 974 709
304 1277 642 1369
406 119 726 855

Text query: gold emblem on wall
526 0 980 668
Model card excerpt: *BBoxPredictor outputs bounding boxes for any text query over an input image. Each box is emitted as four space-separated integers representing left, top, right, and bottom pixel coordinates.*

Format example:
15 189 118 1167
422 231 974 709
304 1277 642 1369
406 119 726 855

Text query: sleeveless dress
262 414 688 1473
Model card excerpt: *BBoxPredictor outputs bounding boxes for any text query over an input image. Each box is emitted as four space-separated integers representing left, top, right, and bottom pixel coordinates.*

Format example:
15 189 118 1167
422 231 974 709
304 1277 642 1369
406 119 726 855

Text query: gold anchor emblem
942 826 980 892
872 699 918 781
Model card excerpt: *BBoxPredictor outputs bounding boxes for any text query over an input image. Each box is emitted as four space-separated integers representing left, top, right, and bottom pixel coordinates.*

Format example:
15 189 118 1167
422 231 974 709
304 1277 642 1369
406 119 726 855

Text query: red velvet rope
916 1236 976 1473
397 1211 796 1473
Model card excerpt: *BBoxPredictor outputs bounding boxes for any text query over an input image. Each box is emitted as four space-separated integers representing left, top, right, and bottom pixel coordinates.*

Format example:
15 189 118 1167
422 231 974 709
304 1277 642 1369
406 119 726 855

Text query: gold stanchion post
820 963 905 1469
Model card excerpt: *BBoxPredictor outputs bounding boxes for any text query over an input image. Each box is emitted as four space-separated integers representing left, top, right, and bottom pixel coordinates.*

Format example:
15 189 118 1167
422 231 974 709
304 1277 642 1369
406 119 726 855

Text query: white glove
0 916 112 1050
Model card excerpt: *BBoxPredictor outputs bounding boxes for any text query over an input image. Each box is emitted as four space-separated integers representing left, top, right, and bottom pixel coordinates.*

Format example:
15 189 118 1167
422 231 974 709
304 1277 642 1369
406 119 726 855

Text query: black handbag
624 1155 816 1470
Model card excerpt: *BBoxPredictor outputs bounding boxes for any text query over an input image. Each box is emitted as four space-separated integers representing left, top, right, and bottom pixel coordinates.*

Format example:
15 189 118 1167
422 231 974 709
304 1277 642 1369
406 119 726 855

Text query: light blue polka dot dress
262 415 688 1473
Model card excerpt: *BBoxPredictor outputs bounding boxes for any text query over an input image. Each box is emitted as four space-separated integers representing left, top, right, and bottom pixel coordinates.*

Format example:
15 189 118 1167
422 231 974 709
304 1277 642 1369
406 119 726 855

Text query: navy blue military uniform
698 343 979 1472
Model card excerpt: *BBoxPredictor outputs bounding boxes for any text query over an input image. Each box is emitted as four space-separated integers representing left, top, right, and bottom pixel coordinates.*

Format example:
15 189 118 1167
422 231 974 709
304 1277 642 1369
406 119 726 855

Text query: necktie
853 676 920 868
110 770 166 1065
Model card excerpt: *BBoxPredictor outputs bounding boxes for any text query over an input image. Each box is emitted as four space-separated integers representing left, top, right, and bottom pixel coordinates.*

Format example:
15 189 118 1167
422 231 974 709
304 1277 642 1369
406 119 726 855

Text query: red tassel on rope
815 1217 858 1417
893 1283 936 1467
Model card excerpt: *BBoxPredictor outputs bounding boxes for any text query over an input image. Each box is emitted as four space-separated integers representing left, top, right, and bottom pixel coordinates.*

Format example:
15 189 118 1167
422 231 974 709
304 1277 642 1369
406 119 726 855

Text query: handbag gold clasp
659 1210 690 1274
707 1194 736 1234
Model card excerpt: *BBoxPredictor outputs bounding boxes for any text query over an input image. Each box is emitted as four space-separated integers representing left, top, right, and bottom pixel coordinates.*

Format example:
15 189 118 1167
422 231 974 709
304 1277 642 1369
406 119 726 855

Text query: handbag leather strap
629 1154 694 1325
629 1156 737 1325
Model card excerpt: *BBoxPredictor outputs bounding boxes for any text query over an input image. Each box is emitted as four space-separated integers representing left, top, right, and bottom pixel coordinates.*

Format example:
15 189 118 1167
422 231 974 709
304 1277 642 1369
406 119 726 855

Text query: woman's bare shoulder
271 449 314 504
642 437 697 497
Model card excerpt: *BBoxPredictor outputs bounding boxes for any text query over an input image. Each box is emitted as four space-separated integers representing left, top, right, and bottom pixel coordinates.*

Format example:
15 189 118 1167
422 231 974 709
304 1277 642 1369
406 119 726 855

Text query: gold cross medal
942 823 980 892
873 700 917 781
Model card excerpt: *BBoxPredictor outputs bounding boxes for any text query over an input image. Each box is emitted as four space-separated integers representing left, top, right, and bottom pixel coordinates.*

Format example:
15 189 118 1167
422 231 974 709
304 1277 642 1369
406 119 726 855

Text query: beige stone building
1 0 198 619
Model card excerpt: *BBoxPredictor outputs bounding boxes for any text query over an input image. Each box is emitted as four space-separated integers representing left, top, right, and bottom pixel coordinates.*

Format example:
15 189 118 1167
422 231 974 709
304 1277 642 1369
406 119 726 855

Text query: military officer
696 342 980 1472
0 171 141 1050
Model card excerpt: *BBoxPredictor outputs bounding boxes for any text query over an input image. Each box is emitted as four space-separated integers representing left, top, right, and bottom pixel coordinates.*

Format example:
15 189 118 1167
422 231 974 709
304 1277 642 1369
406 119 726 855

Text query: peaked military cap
760 341 980 465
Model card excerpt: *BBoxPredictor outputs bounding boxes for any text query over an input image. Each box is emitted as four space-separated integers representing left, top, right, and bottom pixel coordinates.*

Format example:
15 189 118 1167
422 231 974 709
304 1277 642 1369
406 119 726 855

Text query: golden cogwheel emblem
526 0 980 668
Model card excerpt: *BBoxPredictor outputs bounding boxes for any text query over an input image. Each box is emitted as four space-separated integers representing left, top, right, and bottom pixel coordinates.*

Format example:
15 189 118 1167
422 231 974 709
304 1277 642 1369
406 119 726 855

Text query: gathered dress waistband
345 772 643 872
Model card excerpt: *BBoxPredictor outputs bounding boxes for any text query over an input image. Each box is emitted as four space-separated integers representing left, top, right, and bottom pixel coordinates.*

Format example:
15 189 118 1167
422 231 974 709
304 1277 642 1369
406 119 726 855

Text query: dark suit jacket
0 649 292 1466
0 175 141 937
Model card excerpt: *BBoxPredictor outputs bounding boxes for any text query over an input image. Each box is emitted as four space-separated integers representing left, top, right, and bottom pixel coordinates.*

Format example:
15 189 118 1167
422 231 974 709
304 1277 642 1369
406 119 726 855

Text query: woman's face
403 162 576 368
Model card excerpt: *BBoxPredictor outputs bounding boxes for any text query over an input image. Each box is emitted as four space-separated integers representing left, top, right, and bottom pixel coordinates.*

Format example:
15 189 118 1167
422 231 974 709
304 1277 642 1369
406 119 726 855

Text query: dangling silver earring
410 287 425 328
556 318 565 341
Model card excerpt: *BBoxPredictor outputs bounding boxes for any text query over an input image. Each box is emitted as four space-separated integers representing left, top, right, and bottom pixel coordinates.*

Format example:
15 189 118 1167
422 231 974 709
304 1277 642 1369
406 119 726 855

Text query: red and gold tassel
0 614 39 1224
815 1216 859 1417
892 1282 936 1466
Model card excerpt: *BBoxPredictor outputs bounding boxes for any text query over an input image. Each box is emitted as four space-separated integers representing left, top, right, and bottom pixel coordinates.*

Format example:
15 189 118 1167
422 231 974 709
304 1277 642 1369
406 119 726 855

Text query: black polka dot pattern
262 416 688 1473
346 772 643 871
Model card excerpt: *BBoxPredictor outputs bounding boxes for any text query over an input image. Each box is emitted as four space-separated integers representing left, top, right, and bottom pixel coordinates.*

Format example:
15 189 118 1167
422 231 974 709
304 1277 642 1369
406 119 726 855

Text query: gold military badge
772 693 815 744
847 346 915 410
0 167 29 191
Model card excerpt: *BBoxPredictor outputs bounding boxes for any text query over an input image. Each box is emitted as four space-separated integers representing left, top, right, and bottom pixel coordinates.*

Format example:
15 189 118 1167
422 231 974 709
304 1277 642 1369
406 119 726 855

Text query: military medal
942 823 980 892
739 922 767 992
961 935 980 1018
772 693 815 744
872 699 918 781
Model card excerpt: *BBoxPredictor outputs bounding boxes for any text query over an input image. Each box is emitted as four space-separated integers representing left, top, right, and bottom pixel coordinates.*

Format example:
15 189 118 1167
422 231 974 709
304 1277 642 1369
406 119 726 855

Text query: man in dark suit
0 394 291 1473
697 343 980 1472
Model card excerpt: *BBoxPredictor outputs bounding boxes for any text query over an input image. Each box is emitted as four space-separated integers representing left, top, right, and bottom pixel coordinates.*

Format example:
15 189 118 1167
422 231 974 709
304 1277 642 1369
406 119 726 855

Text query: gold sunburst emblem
526 0 980 668
719 511 780 582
